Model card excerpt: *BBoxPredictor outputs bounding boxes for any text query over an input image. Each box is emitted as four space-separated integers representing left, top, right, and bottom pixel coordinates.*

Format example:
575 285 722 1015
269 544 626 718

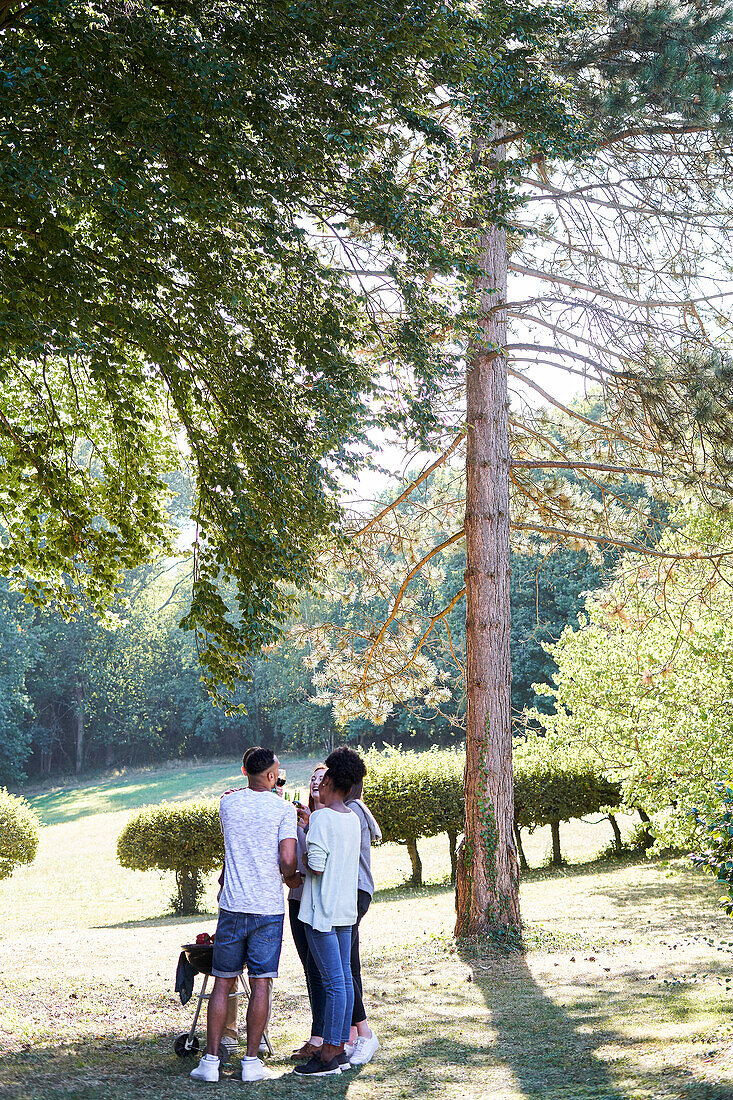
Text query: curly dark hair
245 747 276 776
324 746 366 794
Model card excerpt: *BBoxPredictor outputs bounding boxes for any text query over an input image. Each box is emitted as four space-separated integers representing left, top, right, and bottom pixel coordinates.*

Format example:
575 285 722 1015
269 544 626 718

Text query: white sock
202 1054 219 1062
243 1056 260 1061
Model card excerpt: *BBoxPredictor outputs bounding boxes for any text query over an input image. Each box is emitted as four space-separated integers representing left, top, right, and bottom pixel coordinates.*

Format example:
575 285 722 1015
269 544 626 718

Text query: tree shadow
520 851 650 883
456 940 733 1100
372 880 454 904
97 911 218 930
1 1031 359 1100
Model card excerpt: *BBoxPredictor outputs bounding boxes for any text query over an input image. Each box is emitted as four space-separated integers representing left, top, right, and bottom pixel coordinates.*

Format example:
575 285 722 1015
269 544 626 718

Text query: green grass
3 757 733 1099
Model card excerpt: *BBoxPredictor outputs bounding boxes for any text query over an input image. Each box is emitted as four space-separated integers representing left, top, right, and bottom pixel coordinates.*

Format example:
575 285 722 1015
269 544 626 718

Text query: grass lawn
2 756 733 1099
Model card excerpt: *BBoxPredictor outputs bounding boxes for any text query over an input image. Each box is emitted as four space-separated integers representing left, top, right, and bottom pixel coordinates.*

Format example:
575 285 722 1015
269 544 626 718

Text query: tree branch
512 522 733 561
360 529 465 691
354 432 466 537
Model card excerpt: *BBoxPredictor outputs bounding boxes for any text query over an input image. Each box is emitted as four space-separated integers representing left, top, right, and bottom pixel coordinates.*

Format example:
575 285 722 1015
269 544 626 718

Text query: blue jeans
211 909 284 979
304 924 354 1046
288 900 325 1037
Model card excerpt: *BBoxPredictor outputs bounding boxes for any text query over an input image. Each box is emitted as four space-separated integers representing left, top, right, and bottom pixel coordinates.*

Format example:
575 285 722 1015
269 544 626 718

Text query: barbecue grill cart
174 941 273 1061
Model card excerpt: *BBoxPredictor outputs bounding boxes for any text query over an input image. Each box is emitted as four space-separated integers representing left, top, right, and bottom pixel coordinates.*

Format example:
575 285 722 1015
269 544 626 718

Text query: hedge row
362 748 463 885
116 750 624 907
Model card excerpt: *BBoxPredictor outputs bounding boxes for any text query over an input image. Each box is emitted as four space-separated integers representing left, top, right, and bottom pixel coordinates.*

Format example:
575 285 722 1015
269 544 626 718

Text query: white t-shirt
219 788 297 916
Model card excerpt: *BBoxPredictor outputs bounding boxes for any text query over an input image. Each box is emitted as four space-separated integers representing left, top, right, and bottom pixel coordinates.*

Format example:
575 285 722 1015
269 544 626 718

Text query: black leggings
350 889 372 1026
288 899 325 1036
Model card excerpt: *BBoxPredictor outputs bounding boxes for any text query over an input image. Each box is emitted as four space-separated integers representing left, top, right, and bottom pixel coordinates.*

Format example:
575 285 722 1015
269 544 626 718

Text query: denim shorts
212 909 284 979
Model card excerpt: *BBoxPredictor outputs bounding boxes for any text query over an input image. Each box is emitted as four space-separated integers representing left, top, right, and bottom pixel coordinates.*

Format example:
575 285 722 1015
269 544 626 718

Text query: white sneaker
348 1031 379 1065
190 1054 220 1082
241 1057 273 1082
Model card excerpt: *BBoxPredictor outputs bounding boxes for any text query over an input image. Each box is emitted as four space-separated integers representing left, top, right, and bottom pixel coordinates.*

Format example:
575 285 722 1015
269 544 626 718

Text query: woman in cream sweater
294 747 366 1078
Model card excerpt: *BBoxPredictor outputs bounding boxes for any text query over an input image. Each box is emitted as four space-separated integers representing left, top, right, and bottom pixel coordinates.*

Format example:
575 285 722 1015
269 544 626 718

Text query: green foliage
364 746 464 843
535 503 733 852
117 800 223 914
513 756 621 833
692 781 733 917
0 0 590 699
0 581 35 783
363 746 463 884
0 787 40 879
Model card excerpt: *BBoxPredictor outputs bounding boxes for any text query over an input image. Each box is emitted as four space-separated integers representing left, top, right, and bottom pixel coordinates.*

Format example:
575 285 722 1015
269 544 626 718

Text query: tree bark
175 869 204 915
636 807 653 851
608 813 623 855
406 839 423 886
455 122 520 936
550 820 563 867
448 829 458 884
74 681 85 775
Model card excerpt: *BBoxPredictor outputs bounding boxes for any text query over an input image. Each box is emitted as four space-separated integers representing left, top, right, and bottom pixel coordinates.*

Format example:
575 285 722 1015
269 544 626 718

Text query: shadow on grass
456 941 733 1100
95 910 219 930
520 851 651 883
0 1032 358 1100
373 880 454 903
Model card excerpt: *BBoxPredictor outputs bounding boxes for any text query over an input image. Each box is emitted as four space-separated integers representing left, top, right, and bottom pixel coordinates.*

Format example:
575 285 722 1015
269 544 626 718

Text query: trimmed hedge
362 747 622 880
117 799 223 914
514 762 622 867
0 788 40 880
363 748 464 885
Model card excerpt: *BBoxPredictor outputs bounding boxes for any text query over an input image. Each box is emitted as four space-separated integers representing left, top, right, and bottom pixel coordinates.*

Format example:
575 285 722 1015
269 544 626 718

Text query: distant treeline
0 544 605 785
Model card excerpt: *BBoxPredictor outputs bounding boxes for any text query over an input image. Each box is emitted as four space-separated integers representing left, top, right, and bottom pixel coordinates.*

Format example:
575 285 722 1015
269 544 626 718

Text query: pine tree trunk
74 682 85 775
406 839 423 886
455 123 519 937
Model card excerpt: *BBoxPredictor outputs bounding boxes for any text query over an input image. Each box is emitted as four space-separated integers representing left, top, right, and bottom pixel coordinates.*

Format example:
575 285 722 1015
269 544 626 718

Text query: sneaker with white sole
190 1054 220 1082
348 1031 379 1065
293 1054 342 1076
241 1057 273 1082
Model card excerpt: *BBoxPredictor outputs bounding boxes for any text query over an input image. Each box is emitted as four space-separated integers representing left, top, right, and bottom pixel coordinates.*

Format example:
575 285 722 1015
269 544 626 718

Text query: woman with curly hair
293 746 366 1077
286 762 328 1062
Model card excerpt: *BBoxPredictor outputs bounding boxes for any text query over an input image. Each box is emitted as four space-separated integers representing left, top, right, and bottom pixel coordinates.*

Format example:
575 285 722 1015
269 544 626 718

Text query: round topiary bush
117 799 224 914
363 747 464 885
0 787 40 880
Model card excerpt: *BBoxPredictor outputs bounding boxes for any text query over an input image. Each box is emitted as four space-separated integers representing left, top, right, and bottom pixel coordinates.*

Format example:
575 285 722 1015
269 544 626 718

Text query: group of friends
190 744 382 1082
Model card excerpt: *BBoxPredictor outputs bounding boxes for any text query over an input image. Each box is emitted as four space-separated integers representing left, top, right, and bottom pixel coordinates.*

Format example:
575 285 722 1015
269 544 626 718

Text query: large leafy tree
534 502 733 852
1 0 501 692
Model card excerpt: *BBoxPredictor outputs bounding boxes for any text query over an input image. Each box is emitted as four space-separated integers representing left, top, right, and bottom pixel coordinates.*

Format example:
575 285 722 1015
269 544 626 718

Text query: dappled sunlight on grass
3 760 733 1098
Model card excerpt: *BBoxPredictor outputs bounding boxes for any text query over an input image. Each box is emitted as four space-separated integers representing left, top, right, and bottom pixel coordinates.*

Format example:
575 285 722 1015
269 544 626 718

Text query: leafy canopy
0 0 590 696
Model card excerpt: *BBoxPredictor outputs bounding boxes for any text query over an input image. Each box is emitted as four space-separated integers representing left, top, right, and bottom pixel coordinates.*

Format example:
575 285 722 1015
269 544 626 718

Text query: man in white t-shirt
191 748 297 1084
